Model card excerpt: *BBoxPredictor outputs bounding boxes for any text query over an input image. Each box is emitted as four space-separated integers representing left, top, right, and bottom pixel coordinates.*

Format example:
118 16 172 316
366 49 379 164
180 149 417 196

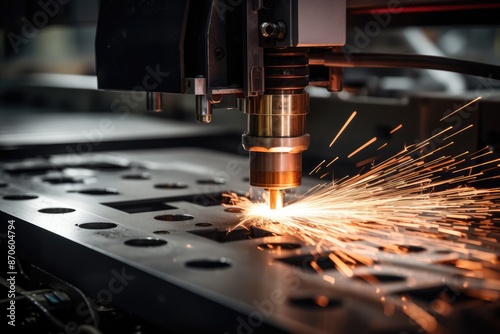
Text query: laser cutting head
241 48 311 209
242 92 310 209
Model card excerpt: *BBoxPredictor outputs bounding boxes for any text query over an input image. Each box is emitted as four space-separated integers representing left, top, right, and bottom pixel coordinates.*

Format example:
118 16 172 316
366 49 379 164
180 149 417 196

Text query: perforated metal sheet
1 148 499 333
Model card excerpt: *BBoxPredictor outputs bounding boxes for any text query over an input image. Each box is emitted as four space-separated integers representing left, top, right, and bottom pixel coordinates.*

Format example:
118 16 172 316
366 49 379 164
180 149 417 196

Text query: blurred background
1 0 500 180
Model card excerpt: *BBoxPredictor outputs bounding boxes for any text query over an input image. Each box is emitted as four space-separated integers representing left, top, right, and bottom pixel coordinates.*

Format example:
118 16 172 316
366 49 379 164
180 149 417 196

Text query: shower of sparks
226 96 500 331
230 137 500 253
228 98 499 255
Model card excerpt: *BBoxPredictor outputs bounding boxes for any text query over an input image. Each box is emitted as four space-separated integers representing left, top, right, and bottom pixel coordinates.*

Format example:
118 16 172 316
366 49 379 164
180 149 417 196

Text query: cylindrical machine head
243 93 309 205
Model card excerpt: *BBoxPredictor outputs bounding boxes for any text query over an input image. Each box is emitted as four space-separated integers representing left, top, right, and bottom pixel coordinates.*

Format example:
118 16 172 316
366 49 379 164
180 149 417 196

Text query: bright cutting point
268 189 284 210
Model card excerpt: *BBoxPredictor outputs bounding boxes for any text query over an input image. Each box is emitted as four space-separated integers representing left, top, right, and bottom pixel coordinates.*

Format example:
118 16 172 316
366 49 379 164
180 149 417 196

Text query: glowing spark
415 127 453 150
472 150 493 160
440 96 481 121
355 157 378 168
328 253 353 277
377 143 388 151
452 158 500 174
320 172 330 179
470 146 491 158
309 160 326 175
348 137 377 159
326 157 339 168
329 111 357 147
314 295 330 307
310 261 323 274
390 124 403 134
442 124 473 141
322 275 336 284
401 298 438 332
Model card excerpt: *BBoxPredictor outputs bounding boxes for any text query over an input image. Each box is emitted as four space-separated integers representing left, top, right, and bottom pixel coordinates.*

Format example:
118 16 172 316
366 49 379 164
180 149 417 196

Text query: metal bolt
261 22 276 38
214 47 225 61
260 21 286 40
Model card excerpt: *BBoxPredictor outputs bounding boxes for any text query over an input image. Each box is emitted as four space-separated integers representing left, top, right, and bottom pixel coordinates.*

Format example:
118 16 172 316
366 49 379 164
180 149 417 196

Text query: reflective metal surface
1 148 499 333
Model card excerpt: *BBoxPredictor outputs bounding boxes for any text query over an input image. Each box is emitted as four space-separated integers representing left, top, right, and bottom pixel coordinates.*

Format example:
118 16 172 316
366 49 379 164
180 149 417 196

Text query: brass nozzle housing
242 93 310 197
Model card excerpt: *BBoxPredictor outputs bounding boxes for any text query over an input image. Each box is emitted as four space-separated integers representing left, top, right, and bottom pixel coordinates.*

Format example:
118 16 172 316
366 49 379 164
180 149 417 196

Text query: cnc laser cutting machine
1 1 500 333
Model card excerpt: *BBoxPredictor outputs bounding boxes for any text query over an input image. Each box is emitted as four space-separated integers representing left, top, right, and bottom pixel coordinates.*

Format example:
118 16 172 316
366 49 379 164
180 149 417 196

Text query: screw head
260 21 286 40
214 47 225 61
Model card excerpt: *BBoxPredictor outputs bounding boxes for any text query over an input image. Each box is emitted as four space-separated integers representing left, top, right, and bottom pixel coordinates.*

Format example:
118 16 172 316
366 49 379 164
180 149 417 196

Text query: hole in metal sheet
185 258 231 269
153 230 170 235
5 162 129 176
242 177 250 182
258 243 301 251
68 162 130 171
3 195 38 200
278 251 371 273
104 199 177 214
5 165 57 176
289 295 342 309
434 250 453 254
43 176 82 184
79 222 118 230
122 173 151 180
357 221 379 225
278 255 336 272
39 208 75 214
195 223 212 227
197 178 226 185
378 245 427 253
154 183 188 189
190 226 277 243
155 214 194 221
224 207 243 213
102 192 239 214
353 274 406 284
124 238 167 247
73 188 119 195
0 182 8 188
